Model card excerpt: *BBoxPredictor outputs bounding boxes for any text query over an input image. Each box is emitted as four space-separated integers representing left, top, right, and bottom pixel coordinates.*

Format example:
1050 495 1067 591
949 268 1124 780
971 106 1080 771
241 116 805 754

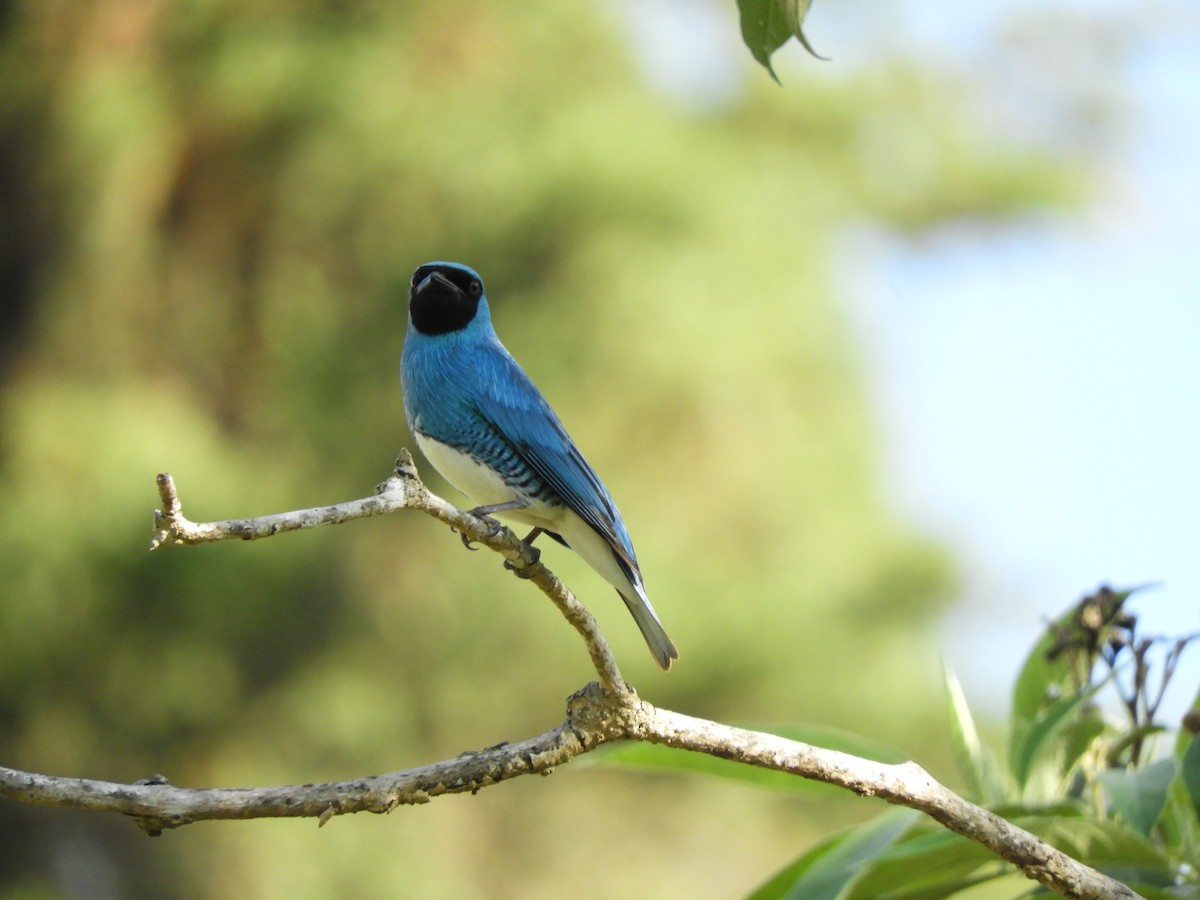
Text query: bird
400 261 678 670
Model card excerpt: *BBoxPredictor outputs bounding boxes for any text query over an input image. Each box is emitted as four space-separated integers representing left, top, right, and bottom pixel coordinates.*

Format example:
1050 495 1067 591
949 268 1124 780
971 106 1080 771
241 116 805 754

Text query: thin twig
150 451 626 694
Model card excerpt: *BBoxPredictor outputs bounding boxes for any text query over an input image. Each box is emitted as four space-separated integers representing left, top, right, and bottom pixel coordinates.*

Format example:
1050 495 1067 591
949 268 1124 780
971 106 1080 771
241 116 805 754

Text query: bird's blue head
408 261 492 337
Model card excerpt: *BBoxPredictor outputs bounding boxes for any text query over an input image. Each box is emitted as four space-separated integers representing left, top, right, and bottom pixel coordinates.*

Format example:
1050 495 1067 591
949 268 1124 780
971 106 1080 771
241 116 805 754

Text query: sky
837 2 1200 719
621 0 1200 721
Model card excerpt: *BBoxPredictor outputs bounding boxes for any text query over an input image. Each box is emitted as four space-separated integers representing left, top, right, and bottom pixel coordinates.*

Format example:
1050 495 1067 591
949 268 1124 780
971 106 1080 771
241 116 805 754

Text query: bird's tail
618 583 679 671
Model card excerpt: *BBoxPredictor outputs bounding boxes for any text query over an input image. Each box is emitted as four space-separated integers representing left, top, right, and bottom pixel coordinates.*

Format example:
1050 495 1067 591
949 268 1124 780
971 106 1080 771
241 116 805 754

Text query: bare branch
1 684 1139 899
1 719 584 836
0 452 1145 899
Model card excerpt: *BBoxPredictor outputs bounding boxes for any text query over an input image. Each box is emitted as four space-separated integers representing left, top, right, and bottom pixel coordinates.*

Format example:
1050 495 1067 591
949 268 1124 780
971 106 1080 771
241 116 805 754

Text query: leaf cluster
603 586 1200 898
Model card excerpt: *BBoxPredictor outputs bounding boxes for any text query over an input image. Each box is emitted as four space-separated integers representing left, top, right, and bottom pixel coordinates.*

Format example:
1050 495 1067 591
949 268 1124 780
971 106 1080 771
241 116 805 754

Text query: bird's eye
469 279 482 297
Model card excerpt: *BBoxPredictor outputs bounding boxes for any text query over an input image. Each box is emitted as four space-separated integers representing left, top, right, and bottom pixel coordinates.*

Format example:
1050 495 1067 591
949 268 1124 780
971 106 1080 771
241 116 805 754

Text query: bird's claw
504 559 537 579
503 542 541 579
455 513 504 550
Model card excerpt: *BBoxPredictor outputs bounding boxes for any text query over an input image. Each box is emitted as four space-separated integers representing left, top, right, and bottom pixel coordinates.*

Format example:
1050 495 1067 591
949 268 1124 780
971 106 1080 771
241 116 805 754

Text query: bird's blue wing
474 344 641 571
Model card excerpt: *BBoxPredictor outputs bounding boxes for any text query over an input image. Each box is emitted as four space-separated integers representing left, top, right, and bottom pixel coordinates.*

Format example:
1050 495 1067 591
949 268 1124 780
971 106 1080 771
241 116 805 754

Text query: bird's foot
454 512 503 550
503 560 537 579
504 541 541 579
453 499 528 549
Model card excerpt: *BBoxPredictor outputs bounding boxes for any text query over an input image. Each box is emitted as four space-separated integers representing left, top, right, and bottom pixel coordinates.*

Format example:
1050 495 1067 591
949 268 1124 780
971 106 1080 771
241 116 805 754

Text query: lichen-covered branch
1 684 1137 899
0 454 1143 900
0 718 584 836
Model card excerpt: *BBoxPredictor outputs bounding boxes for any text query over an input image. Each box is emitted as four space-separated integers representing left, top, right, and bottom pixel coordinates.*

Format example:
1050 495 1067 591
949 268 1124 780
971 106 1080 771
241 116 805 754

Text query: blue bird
401 262 678 670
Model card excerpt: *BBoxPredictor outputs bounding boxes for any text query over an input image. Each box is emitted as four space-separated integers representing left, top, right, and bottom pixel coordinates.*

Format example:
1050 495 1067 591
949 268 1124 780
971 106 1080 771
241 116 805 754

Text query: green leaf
943 661 1009 805
1097 759 1176 835
854 872 1008 900
844 825 1006 899
750 809 920 900
850 870 1009 900
989 799 1087 820
1160 686 1200 865
1153 778 1200 869
736 0 826 83
1009 682 1105 793
1181 734 1200 822
590 723 907 794
1055 709 1108 779
1174 683 1200 759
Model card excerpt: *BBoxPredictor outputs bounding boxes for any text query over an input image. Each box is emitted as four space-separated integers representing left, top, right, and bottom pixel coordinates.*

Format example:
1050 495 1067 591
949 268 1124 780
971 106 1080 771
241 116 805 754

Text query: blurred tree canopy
0 1 1085 896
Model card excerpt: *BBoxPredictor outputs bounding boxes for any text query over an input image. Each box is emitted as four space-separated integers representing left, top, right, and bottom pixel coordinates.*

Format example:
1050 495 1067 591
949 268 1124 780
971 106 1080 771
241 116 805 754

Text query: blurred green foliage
0 1 1085 896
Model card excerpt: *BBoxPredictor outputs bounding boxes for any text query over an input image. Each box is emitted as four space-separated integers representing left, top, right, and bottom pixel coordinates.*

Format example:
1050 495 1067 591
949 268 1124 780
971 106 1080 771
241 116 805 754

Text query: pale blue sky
621 0 1200 721
838 3 1200 719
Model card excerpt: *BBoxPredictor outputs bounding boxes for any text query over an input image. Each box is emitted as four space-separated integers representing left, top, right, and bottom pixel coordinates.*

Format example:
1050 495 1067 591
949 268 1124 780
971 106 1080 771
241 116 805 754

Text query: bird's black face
409 264 484 336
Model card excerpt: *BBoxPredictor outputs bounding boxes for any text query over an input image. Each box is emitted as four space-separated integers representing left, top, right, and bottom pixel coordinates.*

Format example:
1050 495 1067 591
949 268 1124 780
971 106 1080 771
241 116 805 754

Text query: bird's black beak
414 270 461 299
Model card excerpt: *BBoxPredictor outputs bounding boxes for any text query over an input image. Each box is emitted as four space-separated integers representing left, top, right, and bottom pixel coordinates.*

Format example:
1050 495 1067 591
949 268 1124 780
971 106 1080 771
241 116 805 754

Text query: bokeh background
0 0 1194 897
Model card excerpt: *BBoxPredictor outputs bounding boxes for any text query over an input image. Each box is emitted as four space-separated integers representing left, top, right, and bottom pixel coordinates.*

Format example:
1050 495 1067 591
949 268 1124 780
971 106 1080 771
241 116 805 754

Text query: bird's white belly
415 433 562 531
